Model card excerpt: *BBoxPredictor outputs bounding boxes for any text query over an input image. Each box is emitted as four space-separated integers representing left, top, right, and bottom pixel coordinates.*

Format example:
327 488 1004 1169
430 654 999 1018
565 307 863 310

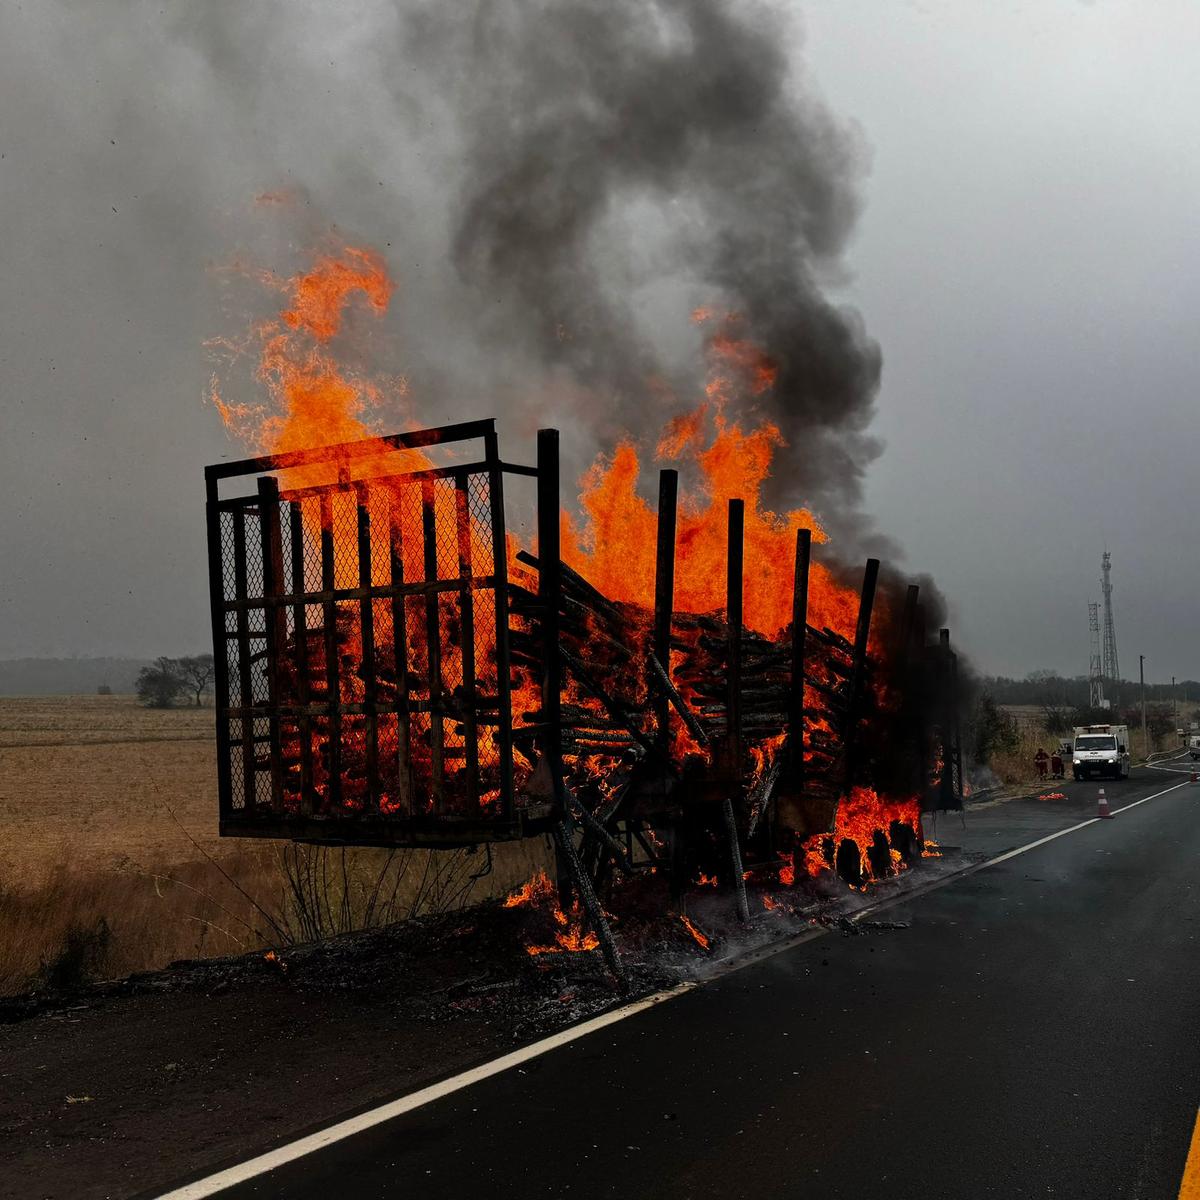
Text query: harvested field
0 696 547 997
0 695 219 886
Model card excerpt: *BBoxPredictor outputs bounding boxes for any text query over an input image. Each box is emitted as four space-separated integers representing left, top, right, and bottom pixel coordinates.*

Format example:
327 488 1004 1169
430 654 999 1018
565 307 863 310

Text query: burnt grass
0 850 971 1034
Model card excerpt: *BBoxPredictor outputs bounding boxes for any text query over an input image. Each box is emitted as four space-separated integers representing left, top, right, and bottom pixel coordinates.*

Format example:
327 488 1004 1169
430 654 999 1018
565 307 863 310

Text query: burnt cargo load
205 420 962 869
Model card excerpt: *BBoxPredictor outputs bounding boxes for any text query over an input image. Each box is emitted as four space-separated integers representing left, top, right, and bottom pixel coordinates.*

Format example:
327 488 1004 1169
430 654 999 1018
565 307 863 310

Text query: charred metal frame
207 418 963 935
205 419 559 847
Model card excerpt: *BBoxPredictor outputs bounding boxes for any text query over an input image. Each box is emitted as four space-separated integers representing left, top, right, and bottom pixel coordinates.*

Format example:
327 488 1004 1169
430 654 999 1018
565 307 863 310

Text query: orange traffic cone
1097 787 1114 819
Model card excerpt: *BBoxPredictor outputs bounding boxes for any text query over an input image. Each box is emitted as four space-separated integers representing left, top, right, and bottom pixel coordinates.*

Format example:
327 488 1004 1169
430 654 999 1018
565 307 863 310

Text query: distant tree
136 656 185 708
1146 704 1174 747
1070 705 1113 729
1025 669 1058 685
1041 702 1074 735
96 683 112 696
177 654 215 707
972 694 1019 764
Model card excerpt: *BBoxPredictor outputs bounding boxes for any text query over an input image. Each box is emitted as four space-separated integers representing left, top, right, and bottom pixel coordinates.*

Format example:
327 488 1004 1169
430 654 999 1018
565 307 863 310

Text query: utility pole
1140 654 1147 757
1173 675 1178 738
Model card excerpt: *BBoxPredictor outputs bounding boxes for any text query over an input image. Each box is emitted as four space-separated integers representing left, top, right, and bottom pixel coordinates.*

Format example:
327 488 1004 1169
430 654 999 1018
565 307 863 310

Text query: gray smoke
0 0 893 659
410 0 883 518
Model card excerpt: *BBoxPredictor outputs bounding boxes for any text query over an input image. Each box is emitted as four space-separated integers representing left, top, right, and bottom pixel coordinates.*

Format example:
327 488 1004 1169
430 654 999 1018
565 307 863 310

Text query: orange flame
503 871 555 909
799 787 923 880
560 317 859 640
209 245 422 490
503 872 599 956
680 914 711 950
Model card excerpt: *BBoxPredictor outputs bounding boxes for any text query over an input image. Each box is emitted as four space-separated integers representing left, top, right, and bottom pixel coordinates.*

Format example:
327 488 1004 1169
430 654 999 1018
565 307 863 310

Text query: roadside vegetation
0 844 529 997
0 694 546 998
970 671 1190 788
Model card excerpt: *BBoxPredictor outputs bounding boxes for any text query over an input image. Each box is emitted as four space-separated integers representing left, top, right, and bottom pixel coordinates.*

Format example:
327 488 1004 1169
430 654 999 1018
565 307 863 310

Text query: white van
1071 725 1131 781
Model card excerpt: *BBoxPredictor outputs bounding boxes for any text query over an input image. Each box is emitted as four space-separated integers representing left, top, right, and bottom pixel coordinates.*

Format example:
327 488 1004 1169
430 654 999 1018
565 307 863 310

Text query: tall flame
561 314 857 640
210 246 426 490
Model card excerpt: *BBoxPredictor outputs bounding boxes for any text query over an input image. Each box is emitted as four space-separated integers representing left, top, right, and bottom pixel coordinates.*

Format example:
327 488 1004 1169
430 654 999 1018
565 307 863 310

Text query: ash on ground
1 849 977 1039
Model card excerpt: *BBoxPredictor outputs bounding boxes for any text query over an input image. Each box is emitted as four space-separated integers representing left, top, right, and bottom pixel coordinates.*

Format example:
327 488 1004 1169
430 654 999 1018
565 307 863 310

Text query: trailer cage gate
205 419 564 848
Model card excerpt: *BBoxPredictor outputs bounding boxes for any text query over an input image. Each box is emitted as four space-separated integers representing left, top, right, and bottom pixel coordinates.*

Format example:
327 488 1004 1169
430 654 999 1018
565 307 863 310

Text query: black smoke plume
410 0 882 520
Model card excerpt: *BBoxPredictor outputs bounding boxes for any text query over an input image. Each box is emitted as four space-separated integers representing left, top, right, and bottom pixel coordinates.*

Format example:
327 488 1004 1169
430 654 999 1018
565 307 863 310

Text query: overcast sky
1 0 1197 681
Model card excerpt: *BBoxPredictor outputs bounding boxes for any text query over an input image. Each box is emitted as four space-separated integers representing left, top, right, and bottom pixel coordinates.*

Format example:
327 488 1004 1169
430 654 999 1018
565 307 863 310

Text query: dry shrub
0 839 551 998
270 844 496 945
988 722 1059 787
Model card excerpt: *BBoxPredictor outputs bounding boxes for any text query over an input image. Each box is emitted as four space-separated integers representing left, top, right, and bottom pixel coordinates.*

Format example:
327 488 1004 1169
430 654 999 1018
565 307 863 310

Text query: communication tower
1101 551 1119 700
1088 602 1104 710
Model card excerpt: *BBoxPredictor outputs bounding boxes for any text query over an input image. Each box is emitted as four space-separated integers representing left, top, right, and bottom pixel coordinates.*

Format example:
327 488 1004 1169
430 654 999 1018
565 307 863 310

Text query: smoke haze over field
2 1 1198 679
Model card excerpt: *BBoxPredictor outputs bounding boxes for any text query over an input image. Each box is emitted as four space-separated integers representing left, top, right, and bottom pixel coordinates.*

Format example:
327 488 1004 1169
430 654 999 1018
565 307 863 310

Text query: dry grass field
0 695 219 886
0 696 547 996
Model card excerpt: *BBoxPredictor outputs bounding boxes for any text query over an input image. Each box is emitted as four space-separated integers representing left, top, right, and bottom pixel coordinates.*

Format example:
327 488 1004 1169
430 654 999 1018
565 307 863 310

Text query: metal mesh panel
210 444 519 839
228 718 246 810
220 511 238 603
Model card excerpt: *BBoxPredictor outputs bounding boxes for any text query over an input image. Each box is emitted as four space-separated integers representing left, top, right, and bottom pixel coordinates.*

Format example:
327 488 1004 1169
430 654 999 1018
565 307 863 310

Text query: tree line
979 670 1198 709
136 655 215 708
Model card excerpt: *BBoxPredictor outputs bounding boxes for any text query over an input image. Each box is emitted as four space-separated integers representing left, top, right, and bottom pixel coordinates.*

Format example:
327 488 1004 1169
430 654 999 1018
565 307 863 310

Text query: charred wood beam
726 499 745 773
842 558 880 798
558 647 655 754
388 496 413 814
566 793 638 875
722 798 751 924
318 491 342 812
653 469 678 750
484 429 516 819
648 653 709 747
788 527 811 799
553 820 627 991
257 477 287 811
288 500 315 813
356 485 380 811
747 757 782 840
536 430 568 827
420 479 445 809
453 476 481 811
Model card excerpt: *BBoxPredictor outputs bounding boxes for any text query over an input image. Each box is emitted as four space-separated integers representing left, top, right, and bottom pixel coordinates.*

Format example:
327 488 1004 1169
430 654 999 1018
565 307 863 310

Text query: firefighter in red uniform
1034 747 1050 780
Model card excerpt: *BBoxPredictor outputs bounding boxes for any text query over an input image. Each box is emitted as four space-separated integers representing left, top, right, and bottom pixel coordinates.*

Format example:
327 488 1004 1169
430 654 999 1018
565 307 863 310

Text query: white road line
1147 749 1195 774
153 773 1195 1199
154 983 693 1199
983 776 1191 867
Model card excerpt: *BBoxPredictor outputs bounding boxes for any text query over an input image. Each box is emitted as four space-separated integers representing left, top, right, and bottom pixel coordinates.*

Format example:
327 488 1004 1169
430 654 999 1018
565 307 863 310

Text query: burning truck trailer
204 419 963 987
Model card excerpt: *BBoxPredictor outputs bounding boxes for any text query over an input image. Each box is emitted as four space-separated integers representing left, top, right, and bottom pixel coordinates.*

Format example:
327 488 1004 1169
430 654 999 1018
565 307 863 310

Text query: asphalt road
172 763 1200 1199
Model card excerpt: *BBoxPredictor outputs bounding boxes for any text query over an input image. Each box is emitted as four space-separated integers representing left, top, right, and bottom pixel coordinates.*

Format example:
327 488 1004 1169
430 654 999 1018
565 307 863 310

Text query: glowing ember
503 872 599 956
503 871 555 908
680 914 711 950
526 922 600 957
798 787 924 881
